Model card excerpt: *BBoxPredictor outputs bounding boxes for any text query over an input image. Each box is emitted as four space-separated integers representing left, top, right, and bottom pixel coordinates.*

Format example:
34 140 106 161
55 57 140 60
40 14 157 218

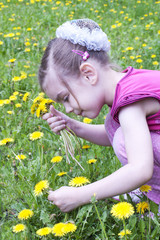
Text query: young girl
39 19 160 212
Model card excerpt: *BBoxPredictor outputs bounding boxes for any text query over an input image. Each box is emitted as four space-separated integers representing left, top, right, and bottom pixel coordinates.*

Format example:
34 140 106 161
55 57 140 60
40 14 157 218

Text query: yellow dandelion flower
111 202 134 219
12 76 22 82
24 65 30 68
52 223 66 237
4 99 10 104
33 95 44 103
111 25 116 29
13 91 19 96
63 222 77 234
57 171 67 176
36 106 41 118
20 71 27 79
9 95 17 101
51 156 62 163
83 118 92 124
15 103 22 108
118 229 131 238
151 54 156 58
13 224 25 233
0 100 5 106
139 185 152 193
29 131 43 141
0 138 14 145
56 1 61 4
16 154 26 160
126 47 134 51
25 41 30 46
158 30 160 34
7 111 13 114
29 73 36 77
82 144 90 149
136 201 149 214
23 92 30 102
136 59 143 63
69 176 90 187
0 40 3 45
152 61 159 65
87 159 97 164
52 222 77 237
34 180 49 196
31 103 38 114
36 227 52 236
4 33 15 38
18 209 34 220
8 58 16 63
25 48 30 52
36 102 47 117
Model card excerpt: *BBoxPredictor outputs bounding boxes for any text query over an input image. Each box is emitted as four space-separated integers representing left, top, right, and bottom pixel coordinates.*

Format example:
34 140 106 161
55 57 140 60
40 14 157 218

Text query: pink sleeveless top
111 66 160 131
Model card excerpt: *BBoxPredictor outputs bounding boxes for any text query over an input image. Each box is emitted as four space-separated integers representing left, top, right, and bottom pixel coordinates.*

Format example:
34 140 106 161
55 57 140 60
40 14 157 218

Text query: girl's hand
48 187 83 212
42 105 73 135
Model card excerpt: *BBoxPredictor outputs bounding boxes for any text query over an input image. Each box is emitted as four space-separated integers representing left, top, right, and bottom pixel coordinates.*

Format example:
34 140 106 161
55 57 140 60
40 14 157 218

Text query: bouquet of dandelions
37 101 83 170
31 94 83 170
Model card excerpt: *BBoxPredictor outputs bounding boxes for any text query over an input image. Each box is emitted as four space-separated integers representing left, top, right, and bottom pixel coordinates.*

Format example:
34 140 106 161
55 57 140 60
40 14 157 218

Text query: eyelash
63 95 69 102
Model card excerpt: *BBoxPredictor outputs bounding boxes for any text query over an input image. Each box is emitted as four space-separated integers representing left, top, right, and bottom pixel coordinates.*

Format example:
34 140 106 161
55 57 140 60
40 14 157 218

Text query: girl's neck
102 68 126 106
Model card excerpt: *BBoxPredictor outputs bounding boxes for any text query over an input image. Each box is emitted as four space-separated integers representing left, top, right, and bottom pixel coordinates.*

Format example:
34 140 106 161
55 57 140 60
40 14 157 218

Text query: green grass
0 0 160 239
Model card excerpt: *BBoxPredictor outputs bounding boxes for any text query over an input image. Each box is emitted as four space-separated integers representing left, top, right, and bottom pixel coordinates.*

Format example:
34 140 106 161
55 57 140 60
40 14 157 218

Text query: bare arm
43 105 111 146
48 100 154 212
79 103 154 201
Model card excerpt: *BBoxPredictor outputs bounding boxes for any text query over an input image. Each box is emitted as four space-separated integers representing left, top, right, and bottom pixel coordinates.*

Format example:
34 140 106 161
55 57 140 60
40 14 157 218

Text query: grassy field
0 0 160 239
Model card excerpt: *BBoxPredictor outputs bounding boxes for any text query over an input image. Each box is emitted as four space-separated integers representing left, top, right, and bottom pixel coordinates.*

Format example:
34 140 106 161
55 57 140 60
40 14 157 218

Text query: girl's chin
81 112 98 119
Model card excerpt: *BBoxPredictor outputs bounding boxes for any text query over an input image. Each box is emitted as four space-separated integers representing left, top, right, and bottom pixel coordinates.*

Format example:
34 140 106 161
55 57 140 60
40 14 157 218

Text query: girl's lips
81 111 85 117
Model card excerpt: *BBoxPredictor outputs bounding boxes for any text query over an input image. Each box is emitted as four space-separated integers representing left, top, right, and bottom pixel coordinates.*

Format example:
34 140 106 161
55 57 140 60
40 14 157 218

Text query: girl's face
44 66 105 119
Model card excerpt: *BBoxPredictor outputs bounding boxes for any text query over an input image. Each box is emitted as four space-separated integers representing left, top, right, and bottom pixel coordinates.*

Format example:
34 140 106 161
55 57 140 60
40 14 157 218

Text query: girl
39 19 160 212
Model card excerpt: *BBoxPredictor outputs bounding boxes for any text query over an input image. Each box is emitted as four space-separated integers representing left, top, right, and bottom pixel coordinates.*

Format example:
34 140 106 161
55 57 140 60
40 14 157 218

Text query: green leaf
150 201 158 215
138 218 145 234
40 210 50 224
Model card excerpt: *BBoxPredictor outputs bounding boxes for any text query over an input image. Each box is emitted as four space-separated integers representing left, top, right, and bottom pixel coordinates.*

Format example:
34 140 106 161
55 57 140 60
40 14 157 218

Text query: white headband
56 20 111 52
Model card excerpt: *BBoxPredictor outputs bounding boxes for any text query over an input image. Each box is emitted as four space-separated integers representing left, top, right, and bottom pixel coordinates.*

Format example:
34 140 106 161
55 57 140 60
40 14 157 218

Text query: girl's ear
79 62 98 85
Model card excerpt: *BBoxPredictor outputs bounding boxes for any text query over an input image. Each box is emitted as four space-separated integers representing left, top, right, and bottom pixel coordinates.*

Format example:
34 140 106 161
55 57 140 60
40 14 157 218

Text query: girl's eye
63 95 69 102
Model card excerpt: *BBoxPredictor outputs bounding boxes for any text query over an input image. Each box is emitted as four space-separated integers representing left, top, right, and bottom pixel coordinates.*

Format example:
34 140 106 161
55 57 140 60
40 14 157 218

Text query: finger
42 112 53 120
47 116 62 124
49 119 65 128
50 105 61 117
51 124 66 134
48 191 55 201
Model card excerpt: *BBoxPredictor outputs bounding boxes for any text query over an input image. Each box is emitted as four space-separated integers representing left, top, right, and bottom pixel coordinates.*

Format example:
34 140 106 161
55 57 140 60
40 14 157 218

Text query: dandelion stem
60 130 84 170
148 198 151 235
64 213 68 222
93 203 108 240
122 218 127 240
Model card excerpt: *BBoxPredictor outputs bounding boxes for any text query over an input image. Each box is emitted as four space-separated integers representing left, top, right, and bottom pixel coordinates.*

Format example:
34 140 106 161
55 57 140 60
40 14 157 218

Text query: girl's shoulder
111 66 160 124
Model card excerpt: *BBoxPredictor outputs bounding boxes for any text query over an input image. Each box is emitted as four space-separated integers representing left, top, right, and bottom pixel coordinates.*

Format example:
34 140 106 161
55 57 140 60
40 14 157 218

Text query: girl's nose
65 105 73 114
